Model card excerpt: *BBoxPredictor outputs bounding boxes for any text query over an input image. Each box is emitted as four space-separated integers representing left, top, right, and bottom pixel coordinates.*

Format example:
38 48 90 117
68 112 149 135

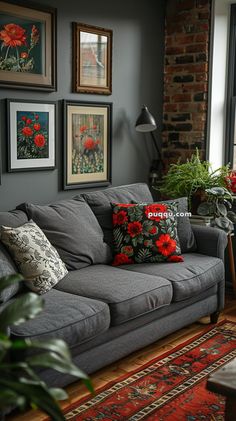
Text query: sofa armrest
191 225 228 260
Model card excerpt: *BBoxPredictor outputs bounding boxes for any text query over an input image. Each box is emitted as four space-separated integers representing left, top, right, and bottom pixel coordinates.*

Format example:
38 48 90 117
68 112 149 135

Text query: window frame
226 4 236 167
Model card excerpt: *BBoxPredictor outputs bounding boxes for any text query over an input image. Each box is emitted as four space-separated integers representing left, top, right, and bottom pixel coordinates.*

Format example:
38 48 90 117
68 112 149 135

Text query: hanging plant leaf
197 202 212 216
215 217 230 230
227 211 236 223
216 203 227 217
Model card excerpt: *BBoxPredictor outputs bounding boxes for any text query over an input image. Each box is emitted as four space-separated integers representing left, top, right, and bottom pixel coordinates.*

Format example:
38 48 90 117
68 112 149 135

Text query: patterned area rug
64 320 236 420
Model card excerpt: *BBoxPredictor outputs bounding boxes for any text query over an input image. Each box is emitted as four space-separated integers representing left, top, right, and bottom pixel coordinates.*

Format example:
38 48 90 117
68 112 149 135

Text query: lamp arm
150 131 165 167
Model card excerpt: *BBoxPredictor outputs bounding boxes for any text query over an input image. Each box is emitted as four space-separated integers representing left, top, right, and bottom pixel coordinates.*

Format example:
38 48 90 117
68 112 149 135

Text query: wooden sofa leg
210 311 220 324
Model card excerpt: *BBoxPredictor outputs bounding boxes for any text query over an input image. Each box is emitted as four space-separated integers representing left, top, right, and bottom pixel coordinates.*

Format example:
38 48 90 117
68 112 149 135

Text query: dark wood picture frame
0 0 56 91
63 100 112 190
72 22 112 95
7 98 57 172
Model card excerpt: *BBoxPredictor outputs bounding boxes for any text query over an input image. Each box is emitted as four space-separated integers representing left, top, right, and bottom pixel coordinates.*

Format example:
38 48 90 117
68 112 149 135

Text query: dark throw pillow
112 202 183 266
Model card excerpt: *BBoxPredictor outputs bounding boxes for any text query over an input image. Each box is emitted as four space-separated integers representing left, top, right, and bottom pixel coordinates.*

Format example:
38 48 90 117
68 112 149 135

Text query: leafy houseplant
197 187 236 233
157 150 230 212
0 274 93 421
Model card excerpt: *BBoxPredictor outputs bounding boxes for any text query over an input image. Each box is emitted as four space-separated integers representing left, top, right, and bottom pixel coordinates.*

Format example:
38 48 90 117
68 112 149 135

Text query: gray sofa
0 183 228 388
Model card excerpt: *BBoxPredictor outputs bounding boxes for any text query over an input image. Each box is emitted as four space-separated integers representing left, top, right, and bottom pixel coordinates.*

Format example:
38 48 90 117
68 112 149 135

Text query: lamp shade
135 105 157 132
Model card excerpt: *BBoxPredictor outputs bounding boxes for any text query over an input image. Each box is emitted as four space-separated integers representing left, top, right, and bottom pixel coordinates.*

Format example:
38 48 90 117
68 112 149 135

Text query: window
226 4 236 169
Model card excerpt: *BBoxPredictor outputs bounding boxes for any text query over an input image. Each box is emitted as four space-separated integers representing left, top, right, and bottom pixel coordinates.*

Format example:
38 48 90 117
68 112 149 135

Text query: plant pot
190 188 207 215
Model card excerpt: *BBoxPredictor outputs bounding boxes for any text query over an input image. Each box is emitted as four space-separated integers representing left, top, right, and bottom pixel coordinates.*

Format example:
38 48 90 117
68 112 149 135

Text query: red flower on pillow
167 255 184 262
112 253 133 266
149 226 157 235
115 203 135 208
127 221 142 237
122 245 133 256
145 204 168 221
115 210 128 225
113 214 118 225
156 234 176 256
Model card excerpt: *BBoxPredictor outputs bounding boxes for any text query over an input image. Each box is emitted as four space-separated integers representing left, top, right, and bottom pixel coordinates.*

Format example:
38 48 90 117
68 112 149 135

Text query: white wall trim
208 0 235 168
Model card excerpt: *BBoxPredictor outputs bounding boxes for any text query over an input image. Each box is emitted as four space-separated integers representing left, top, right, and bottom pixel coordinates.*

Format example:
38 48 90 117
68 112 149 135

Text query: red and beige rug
64 320 236 420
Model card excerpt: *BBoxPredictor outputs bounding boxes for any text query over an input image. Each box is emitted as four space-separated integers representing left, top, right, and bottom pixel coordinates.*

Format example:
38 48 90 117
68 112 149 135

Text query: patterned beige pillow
0 220 68 294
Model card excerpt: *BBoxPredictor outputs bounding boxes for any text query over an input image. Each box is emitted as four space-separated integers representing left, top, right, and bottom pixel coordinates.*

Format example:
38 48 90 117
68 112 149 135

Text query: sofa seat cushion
120 253 224 302
55 265 173 326
11 289 110 347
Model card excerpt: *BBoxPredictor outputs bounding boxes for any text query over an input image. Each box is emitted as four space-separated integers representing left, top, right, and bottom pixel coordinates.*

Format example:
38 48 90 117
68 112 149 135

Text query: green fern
156 149 230 207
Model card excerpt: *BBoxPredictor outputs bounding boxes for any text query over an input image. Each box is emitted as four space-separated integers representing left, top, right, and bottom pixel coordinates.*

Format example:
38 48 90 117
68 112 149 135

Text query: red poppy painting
0 22 41 73
0 2 56 90
7 100 56 171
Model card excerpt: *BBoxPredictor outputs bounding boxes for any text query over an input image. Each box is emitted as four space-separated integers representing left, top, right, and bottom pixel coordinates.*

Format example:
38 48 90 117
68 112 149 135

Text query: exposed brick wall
162 0 211 165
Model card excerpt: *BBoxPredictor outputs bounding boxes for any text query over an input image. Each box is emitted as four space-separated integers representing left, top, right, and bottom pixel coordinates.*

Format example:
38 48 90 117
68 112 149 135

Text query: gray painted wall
0 0 165 211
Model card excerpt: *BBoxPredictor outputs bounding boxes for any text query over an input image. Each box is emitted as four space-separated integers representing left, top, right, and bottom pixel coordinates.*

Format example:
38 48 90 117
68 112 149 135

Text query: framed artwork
64 100 112 190
7 99 56 172
72 22 112 95
0 1 56 91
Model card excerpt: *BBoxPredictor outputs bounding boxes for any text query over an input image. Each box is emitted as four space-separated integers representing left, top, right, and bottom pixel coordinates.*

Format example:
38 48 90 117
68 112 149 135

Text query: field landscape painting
64 101 112 189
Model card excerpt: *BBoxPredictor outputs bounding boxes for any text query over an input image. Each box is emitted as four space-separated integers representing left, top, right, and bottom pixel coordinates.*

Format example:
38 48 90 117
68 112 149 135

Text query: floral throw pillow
0 220 68 295
112 203 183 266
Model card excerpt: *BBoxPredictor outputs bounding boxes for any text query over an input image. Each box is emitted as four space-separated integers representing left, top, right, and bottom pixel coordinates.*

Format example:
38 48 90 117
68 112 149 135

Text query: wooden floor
8 292 236 421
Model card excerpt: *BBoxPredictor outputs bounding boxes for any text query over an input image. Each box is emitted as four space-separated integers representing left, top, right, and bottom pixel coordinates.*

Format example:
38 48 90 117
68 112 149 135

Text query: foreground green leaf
0 274 23 293
27 352 94 393
11 338 71 361
0 377 65 421
0 293 44 329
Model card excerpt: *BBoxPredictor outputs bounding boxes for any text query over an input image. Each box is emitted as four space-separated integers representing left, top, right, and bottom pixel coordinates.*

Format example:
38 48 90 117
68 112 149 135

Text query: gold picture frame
72 22 112 95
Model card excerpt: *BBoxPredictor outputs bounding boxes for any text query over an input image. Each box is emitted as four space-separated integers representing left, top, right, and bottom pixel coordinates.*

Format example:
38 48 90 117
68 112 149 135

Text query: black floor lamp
135 105 165 186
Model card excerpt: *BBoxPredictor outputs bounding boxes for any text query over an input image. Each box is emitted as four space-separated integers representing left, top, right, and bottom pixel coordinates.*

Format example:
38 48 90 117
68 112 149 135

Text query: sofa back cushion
162 197 196 253
19 198 112 270
0 210 28 302
79 183 153 247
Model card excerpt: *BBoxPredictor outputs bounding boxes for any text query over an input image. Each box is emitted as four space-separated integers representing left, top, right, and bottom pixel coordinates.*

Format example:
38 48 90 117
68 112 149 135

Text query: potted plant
0 274 93 421
156 150 230 213
197 187 236 233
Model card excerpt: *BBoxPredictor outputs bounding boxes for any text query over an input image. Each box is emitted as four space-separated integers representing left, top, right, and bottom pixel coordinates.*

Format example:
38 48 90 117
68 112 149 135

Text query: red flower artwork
84 138 96 150
156 234 177 256
112 253 133 266
34 134 45 148
80 125 88 133
0 23 27 47
33 123 41 131
26 118 32 125
22 126 33 137
127 221 143 238
20 52 28 59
